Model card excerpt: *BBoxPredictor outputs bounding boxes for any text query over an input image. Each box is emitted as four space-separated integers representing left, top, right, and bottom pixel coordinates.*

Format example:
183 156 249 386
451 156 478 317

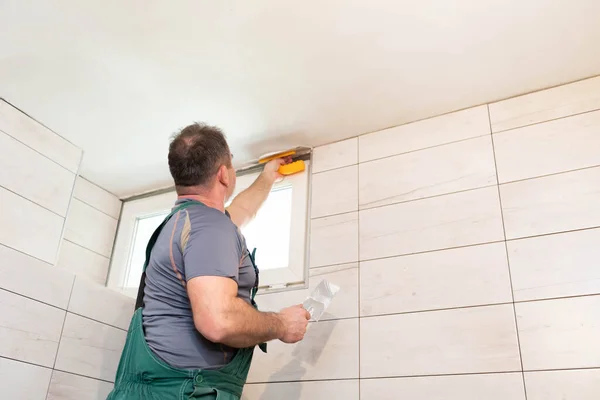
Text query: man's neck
178 193 225 213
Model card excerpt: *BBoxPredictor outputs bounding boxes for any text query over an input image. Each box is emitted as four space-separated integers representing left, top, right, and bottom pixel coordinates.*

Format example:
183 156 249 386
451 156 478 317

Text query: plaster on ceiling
2 1 600 197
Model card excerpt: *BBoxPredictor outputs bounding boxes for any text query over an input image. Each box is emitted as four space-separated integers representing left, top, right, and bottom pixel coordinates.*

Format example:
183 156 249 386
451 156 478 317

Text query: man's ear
217 164 230 187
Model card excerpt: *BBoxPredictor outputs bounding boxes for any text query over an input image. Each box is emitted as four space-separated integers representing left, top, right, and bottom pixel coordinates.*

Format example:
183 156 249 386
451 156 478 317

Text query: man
108 123 310 399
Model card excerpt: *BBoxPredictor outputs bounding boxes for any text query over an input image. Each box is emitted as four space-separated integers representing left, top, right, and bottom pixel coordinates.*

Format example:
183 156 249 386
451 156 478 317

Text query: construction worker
107 123 310 399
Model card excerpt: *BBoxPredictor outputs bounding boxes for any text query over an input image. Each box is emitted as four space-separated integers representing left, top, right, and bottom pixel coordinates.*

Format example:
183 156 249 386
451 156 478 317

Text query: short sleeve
183 213 242 283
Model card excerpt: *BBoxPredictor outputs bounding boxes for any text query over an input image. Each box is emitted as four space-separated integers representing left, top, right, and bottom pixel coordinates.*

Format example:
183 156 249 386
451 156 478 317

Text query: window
108 160 311 296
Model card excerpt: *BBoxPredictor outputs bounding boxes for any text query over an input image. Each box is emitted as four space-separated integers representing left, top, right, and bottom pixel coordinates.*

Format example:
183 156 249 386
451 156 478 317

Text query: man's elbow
194 315 233 344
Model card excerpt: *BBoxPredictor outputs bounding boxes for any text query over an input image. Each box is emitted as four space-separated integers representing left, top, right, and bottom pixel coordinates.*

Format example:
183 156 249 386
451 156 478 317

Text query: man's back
142 199 256 370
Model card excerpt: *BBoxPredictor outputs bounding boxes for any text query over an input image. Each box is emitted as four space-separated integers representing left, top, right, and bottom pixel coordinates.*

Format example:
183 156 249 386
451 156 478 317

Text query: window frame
107 160 312 296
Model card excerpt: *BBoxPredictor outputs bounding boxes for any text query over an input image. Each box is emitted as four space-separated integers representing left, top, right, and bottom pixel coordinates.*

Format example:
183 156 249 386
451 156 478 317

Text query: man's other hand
277 305 310 344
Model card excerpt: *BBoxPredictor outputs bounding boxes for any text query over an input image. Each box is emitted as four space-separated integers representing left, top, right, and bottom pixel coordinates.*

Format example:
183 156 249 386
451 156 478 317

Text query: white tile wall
257 263 358 321
312 138 357 173
360 373 526 400
56 240 111 285
358 105 489 163
525 368 600 400
309 212 358 267
359 186 504 260
0 243 74 308
501 166 600 239
68 277 135 330
64 198 119 257
359 136 497 209
47 370 114 400
74 177 122 219
360 243 512 316
489 75 600 132
0 186 64 263
55 313 127 382
244 77 600 399
0 100 82 173
243 379 358 400
508 228 600 301
516 295 600 370
0 357 53 400
360 305 520 377
0 131 76 216
248 318 359 382
311 165 358 218
493 110 600 183
0 289 65 367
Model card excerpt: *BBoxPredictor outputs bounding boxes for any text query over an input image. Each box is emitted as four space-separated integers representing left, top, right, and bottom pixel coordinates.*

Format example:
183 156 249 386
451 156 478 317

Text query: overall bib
107 201 266 400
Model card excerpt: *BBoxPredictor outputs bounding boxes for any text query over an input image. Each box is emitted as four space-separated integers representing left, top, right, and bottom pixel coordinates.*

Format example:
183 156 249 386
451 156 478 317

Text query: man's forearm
227 172 274 227
217 297 283 348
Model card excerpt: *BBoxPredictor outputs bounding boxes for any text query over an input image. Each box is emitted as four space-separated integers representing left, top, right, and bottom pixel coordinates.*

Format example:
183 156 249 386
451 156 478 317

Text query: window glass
241 184 293 270
125 212 169 288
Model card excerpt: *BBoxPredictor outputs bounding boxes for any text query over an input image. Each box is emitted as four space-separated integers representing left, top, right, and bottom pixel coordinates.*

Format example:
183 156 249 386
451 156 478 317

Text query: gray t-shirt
142 199 256 370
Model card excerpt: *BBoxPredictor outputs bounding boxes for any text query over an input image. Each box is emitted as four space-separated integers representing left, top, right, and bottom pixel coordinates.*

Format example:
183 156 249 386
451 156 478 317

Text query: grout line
499 164 600 186
52 278 76 369
312 162 358 175
0 355 53 370
0 183 67 219
0 287 68 311
0 242 53 266
356 139 361 398
74 195 120 220
357 184 497 213
66 310 129 332
52 368 115 384
506 224 600 243
79 175 122 200
487 104 528 400
63 238 111 259
247 365 600 386
310 209 358 221
491 106 600 135
360 301 514 320
0 127 78 175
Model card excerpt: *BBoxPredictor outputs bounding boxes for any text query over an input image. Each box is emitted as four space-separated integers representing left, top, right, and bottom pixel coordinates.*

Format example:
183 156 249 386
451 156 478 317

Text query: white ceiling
2 1 600 198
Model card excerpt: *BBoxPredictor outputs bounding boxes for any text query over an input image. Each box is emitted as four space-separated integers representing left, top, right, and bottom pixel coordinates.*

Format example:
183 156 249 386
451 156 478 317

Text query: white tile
0 289 65 367
57 240 110 285
360 243 512 316
360 373 525 400
257 264 358 321
47 370 114 400
247 318 358 382
493 110 600 183
525 368 600 400
64 199 119 257
0 131 76 216
0 186 64 263
74 177 122 219
68 277 135 330
0 357 52 400
489 75 600 132
508 228 600 301
501 167 600 239
310 212 358 267
311 165 358 218
360 186 504 260
358 106 489 163
359 136 497 209
312 138 357 173
517 296 600 370
243 379 358 400
360 304 521 377
0 100 82 172
55 313 127 382
0 243 74 309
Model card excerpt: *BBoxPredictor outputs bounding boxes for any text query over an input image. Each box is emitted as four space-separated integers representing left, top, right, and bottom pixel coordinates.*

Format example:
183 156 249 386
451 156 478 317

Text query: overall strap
134 200 204 309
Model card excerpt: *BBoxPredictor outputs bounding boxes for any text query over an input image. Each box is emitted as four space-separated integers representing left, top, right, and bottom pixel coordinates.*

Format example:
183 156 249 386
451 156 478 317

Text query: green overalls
107 200 265 400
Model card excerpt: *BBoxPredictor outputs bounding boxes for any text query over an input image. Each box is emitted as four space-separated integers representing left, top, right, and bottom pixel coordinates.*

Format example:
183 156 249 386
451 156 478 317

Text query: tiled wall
244 75 600 400
0 100 133 399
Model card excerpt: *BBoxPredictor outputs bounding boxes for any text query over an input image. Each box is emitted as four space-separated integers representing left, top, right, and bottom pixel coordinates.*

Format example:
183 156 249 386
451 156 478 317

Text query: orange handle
278 160 305 175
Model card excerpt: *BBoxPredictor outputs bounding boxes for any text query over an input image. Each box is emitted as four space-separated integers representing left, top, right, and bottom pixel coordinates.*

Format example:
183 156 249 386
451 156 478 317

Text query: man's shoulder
181 202 240 241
